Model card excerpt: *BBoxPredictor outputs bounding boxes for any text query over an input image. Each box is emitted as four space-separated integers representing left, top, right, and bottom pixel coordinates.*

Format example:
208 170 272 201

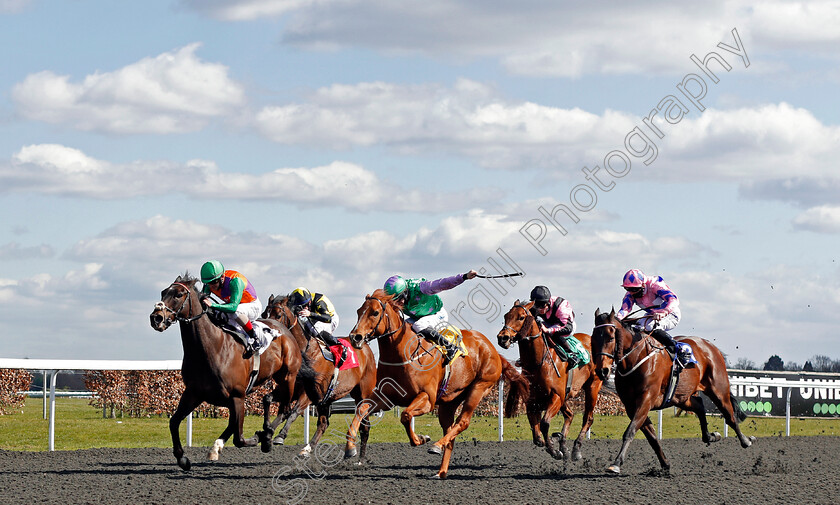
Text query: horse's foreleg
430 381 491 459
607 396 655 475
259 392 275 453
638 418 670 474
541 393 565 460
345 399 376 460
571 379 601 461
170 389 201 470
526 402 544 447
401 392 434 446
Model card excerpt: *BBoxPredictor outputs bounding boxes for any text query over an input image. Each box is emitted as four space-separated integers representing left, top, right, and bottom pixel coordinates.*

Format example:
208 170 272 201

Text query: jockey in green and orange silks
200 260 263 357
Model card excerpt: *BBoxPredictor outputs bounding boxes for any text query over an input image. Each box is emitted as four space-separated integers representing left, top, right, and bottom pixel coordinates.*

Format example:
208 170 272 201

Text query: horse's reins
593 322 661 377
358 297 440 367
156 283 207 325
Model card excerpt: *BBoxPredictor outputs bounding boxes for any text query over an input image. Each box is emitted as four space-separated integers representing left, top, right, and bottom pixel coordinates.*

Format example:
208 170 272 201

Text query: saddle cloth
320 338 360 371
435 325 469 361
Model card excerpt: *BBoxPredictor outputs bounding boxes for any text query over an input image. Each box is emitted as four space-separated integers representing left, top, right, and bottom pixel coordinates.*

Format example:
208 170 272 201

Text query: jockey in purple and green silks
383 270 478 365
200 260 263 357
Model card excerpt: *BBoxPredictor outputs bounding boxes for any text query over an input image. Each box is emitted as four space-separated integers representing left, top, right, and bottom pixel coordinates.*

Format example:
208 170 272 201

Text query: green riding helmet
200 260 225 284
384 275 407 296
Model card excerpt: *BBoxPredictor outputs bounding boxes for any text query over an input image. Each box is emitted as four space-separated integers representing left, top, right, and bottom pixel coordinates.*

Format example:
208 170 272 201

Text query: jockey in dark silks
529 285 579 368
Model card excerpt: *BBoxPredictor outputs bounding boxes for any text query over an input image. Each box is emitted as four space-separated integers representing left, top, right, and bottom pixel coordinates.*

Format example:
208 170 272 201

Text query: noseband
592 322 656 376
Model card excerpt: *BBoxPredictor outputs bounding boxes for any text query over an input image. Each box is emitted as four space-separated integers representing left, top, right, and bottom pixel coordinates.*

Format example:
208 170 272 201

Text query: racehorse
261 294 378 461
149 274 302 470
497 300 602 461
347 289 530 479
591 308 755 475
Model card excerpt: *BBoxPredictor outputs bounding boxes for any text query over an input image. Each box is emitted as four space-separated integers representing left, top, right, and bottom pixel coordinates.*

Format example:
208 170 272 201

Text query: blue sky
1 0 839 368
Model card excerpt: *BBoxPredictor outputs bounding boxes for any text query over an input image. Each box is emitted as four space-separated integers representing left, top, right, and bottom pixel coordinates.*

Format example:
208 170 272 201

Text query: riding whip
475 272 524 279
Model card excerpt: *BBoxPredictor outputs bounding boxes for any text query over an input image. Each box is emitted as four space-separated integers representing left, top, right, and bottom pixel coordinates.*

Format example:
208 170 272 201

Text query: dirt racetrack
1 436 837 505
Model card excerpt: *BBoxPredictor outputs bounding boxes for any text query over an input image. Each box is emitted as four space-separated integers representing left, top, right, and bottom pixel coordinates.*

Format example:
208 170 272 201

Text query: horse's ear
268 294 275 304
514 298 520 305
595 308 601 317
609 306 615 317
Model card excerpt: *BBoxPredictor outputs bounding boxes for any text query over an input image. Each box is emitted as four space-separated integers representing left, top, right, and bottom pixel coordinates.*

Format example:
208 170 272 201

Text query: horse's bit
155 283 206 326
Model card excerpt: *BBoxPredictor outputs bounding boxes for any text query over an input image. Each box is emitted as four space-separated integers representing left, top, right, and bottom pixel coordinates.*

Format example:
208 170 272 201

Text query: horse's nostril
151 314 163 326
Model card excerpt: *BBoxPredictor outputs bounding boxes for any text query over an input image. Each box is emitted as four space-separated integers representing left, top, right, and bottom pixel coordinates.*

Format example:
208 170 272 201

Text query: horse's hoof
421 435 431 444
712 431 722 442
749 435 757 442
273 437 285 446
298 444 312 458
533 439 545 448
177 456 191 471
429 473 446 480
260 440 272 453
606 465 620 474
572 450 583 462
345 447 358 459
549 449 564 461
428 444 443 455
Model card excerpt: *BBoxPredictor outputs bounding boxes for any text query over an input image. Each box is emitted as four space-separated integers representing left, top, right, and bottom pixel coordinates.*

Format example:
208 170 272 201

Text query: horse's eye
371 310 379 317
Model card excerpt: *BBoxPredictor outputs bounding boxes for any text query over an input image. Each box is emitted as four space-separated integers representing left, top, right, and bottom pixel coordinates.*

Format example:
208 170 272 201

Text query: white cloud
1 144 500 211
185 1 840 76
792 205 840 234
11 44 244 134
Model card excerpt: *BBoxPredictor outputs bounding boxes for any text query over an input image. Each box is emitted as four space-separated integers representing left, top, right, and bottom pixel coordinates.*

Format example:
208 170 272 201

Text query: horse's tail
731 393 747 423
500 357 530 418
297 353 322 404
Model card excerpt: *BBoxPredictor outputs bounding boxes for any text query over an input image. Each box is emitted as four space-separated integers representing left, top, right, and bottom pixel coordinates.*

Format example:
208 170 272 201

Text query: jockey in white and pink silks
616 269 682 356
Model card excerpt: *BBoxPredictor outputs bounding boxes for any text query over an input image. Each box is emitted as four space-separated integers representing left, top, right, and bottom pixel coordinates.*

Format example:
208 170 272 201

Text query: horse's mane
368 288 397 304
174 271 200 292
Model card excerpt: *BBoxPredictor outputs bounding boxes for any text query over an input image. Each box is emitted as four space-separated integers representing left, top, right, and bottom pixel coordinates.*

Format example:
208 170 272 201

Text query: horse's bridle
593 322 657 377
155 282 207 327
356 297 405 343
500 304 540 348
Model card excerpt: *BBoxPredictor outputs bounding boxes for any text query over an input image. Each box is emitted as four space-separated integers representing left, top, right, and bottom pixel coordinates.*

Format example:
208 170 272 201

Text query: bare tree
733 357 756 370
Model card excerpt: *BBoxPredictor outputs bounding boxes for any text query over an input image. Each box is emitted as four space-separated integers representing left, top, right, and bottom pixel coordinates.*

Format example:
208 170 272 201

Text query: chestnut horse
591 308 755 475
149 274 301 470
261 294 378 461
497 300 602 461
348 290 530 479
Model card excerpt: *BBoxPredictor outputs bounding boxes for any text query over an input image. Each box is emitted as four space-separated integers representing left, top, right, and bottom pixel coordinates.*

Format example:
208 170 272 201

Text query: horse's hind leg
170 389 201 470
687 394 719 445
300 404 330 457
259 392 275 453
709 391 755 448
274 398 308 445
230 396 258 448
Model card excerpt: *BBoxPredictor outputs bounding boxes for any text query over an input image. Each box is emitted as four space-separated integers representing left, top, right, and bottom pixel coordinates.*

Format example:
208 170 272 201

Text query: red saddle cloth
330 339 360 371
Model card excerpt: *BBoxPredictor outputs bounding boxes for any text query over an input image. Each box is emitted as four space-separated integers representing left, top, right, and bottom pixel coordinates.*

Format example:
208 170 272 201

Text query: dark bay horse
262 294 378 461
591 308 755 475
348 290 530 479
149 274 302 470
497 300 602 461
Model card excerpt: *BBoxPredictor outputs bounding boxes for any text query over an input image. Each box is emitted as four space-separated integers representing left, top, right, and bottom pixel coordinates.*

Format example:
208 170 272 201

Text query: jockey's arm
544 319 574 337
308 298 332 323
419 273 469 295
652 288 678 315
211 277 245 313
616 293 635 319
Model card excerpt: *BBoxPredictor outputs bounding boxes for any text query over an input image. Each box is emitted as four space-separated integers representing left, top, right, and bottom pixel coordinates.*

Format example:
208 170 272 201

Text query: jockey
383 269 478 365
616 269 682 357
288 287 341 348
529 285 579 368
200 260 263 357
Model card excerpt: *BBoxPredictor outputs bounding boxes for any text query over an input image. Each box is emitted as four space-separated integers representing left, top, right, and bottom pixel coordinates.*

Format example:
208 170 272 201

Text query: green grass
1 397 839 451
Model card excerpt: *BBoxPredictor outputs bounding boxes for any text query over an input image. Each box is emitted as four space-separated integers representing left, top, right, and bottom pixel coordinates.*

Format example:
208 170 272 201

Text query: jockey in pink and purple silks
529 285 580 367
616 269 683 357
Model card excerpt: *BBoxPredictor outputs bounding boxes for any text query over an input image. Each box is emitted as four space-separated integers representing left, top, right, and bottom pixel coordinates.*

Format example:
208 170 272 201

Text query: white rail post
657 409 663 440
48 370 60 451
498 378 504 442
187 412 193 447
42 371 47 419
304 405 311 442
786 387 792 436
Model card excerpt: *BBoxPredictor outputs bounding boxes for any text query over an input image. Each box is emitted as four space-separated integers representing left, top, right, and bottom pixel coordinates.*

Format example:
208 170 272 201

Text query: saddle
317 338 360 371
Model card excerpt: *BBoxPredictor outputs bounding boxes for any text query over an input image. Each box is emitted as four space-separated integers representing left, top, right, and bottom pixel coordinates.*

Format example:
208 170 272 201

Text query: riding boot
244 327 259 358
418 328 459 365
553 335 579 368
651 329 678 356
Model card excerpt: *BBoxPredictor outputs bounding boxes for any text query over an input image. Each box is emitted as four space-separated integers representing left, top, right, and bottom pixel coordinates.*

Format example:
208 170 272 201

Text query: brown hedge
0 369 32 415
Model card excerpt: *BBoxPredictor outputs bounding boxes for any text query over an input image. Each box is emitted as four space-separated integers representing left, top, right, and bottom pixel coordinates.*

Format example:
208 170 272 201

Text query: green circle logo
748 401 756 412
830 404 837 415
740 400 748 411
814 403 822 414
755 402 764 413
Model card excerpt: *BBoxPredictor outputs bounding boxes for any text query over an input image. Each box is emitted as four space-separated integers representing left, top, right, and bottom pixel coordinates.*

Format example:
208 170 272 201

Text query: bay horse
260 294 377 461
149 274 302 470
591 308 755 475
347 289 530 479
497 300 602 461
